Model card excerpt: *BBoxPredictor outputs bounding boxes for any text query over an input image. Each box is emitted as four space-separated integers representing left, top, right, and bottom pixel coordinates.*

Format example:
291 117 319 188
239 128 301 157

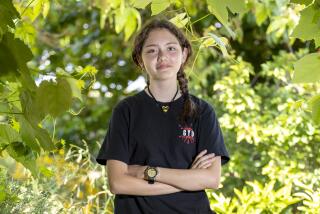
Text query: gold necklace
146 85 179 113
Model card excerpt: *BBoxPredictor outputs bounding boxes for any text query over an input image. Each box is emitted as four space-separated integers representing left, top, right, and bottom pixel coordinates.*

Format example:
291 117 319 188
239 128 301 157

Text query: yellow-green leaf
65 77 83 101
291 4 320 41
292 53 320 83
0 123 21 146
42 0 50 18
290 0 314 5
308 94 320 124
151 0 171 16
169 13 189 28
133 0 152 9
36 78 73 118
255 3 268 26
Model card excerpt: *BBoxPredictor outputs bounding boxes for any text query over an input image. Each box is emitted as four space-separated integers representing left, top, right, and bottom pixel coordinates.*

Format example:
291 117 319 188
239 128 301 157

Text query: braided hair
131 18 199 126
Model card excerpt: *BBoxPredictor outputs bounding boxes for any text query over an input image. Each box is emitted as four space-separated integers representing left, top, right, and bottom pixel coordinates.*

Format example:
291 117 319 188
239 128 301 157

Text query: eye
168 46 176 51
146 49 156 54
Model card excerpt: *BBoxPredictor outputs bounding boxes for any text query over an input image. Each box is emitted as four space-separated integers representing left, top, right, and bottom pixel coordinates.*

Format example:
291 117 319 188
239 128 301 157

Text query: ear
182 47 188 64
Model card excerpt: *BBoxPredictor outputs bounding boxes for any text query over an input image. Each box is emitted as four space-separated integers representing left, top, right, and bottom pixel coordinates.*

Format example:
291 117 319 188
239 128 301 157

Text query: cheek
169 52 183 63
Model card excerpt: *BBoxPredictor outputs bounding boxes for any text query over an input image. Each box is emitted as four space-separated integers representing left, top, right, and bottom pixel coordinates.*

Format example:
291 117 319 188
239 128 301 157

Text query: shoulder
113 90 144 112
189 94 216 117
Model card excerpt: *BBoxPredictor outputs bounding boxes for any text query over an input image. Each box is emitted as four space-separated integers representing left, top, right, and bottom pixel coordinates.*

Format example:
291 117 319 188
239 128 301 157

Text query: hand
127 165 146 179
190 150 216 169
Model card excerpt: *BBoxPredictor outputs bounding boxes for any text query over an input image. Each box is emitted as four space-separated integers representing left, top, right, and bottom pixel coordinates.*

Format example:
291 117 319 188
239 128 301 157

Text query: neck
145 79 182 102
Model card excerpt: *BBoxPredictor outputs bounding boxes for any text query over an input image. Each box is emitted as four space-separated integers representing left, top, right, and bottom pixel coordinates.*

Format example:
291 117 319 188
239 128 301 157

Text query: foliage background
0 0 319 213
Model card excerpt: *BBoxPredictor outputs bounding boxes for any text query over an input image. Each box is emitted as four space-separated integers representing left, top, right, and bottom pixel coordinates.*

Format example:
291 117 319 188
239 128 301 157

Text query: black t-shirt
96 90 230 214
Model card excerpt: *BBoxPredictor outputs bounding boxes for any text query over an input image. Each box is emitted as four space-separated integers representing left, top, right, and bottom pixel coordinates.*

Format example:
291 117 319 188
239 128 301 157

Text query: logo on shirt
178 124 195 144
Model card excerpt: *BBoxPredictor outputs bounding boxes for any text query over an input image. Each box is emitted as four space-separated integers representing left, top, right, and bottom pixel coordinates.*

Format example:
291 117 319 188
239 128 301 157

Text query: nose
157 49 168 61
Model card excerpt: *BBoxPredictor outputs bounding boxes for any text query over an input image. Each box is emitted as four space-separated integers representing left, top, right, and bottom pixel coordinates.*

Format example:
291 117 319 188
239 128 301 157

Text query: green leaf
0 0 20 35
315 37 320 48
14 19 37 47
17 116 41 154
169 13 189 28
0 102 10 113
292 53 320 83
208 33 229 57
132 0 152 9
39 166 54 177
124 8 140 41
226 0 246 16
0 32 33 81
6 141 39 177
65 77 83 101
151 0 171 16
308 94 320 124
36 78 73 118
42 0 50 18
78 65 98 76
207 0 246 38
98 0 112 29
114 8 127 33
0 123 21 146
20 90 46 126
0 190 6 202
255 3 268 26
33 126 55 151
291 4 320 41
290 0 314 5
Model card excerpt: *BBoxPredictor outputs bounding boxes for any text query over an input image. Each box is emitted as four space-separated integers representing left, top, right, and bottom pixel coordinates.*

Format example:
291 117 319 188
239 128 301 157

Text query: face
140 28 188 81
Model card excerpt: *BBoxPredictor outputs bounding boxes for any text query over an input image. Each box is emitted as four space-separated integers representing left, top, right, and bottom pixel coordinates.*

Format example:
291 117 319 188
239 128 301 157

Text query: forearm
110 173 183 196
156 168 217 191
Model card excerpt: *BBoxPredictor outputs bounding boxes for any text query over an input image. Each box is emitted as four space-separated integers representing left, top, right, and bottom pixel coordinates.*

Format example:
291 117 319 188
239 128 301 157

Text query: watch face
147 168 157 177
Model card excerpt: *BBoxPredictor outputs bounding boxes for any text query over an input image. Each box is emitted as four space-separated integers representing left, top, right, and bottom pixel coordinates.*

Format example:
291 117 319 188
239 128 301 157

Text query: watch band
148 177 155 184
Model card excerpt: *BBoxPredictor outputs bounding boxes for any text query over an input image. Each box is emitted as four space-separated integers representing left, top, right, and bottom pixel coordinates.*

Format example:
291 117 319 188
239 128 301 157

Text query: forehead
143 28 180 47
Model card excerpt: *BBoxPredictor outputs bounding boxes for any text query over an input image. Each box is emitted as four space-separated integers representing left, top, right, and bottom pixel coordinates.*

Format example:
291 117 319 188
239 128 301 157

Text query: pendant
162 106 169 112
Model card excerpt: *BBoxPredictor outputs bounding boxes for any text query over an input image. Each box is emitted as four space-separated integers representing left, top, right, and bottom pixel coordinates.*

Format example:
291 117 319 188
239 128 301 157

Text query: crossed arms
106 150 222 196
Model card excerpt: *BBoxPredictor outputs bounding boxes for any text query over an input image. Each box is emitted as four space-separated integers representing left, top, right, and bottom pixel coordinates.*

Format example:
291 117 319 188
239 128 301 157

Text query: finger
198 153 215 163
192 150 207 166
193 153 215 168
199 162 212 169
198 158 215 168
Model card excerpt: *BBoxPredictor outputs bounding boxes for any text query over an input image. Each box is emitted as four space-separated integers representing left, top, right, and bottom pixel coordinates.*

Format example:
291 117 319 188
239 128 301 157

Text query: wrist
144 166 159 184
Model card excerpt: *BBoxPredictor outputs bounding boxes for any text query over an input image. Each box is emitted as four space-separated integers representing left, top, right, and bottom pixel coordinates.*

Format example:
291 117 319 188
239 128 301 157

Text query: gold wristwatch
144 166 158 184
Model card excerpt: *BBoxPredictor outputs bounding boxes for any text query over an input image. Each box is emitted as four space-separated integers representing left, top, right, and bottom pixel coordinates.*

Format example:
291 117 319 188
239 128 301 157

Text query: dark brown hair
131 18 199 126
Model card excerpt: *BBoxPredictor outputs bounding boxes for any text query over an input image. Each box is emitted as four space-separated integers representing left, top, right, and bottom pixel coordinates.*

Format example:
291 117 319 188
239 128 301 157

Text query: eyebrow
144 42 179 47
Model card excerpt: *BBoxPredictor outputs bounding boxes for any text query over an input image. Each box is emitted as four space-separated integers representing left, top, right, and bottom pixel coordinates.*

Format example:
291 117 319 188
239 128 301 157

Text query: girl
96 18 230 214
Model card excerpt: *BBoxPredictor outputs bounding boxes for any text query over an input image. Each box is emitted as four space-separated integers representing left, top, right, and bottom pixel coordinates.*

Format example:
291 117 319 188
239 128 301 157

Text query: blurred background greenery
0 0 319 213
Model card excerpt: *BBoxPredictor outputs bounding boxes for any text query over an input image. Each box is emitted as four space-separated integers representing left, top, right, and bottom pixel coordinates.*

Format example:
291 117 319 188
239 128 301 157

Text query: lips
156 64 171 69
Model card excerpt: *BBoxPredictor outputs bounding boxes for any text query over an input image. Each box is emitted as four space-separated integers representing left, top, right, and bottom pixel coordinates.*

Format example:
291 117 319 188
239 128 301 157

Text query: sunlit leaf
291 4 320 41
132 0 152 9
169 13 189 28
151 0 171 16
0 0 20 35
308 94 320 124
65 77 83 101
36 78 73 118
290 0 314 5
292 53 320 83
207 0 246 38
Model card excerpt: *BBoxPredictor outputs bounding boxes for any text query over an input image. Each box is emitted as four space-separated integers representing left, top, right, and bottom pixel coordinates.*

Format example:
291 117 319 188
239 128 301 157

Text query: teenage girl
96 18 230 214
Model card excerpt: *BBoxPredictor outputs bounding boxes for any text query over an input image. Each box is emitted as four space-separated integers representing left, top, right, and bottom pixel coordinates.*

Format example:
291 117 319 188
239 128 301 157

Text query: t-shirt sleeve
96 101 130 165
197 102 230 166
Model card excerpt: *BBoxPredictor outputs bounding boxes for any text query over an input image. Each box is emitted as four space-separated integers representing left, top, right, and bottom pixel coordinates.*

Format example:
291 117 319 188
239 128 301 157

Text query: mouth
156 64 171 70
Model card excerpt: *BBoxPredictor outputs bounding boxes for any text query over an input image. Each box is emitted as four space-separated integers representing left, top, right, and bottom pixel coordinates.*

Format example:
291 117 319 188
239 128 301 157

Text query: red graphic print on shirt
178 124 195 144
